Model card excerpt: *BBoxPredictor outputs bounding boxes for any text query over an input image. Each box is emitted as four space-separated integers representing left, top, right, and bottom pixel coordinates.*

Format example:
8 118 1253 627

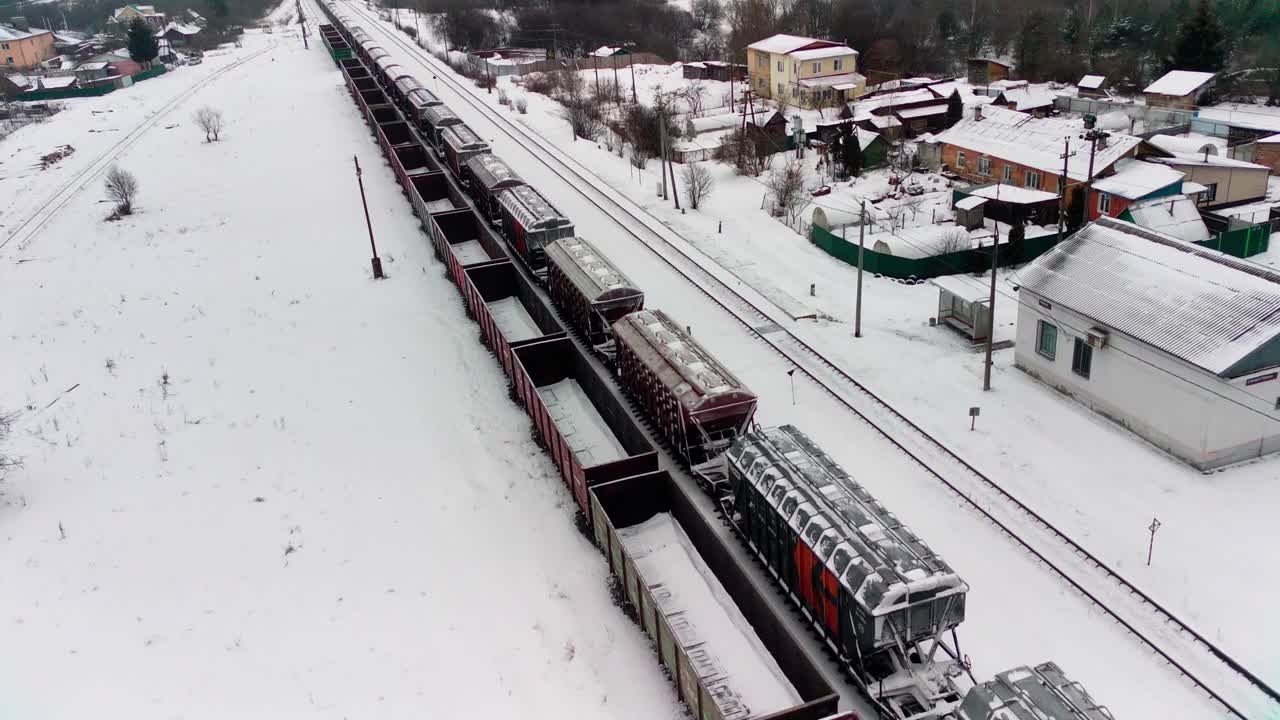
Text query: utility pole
658 112 668 200
1058 137 1075 239
592 53 600 96
353 155 385 280
669 140 681 210
982 222 998 391
296 0 308 49
855 199 866 338
629 47 638 104
1081 124 1109 224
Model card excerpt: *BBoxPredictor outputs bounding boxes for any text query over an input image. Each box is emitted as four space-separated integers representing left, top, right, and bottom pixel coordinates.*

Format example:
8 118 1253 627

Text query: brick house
935 105 1143 211
1086 158 1188 221
1 24 56 70
1253 134 1280 173
747 34 864 109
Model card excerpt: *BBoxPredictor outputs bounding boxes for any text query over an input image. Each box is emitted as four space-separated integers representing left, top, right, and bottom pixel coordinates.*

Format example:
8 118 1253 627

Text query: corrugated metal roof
498 184 569 230
726 425 966 616
442 123 488 151
613 309 753 413
1014 217 1280 376
466 153 523 192
423 104 461 127
544 237 642 306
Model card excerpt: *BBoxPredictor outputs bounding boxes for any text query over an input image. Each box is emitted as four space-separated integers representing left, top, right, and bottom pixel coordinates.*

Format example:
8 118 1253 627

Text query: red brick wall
940 143 1061 194
1256 143 1280 174
1088 193 1131 221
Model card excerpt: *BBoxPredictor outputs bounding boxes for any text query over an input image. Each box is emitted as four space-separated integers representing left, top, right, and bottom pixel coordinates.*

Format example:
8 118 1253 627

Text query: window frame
833 58 842 71
1098 192 1112 215
956 150 966 168
1202 182 1218 202
777 60 784 72
1072 337 1093 378
1036 320 1058 360
1002 164 1013 183
812 61 821 73
978 156 991 175
1025 171 1042 190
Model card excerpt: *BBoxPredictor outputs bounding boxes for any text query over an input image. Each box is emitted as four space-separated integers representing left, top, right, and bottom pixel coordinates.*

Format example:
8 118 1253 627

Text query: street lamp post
353 155 385 279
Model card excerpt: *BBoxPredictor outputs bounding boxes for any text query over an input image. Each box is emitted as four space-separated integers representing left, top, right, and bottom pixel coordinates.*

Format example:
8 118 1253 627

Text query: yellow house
746 34 864 110
1 24 55 71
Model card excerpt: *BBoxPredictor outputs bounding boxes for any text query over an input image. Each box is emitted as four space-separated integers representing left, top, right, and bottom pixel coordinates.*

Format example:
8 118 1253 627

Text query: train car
374 58 410 92
421 104 463 155
465 153 523 224
544 237 644 352
509 336 659 516
496 184 574 273
462 261 566 378
404 87 443 132
338 57 365 78
612 309 757 467
440 124 490 180
376 120 417 156
389 142 434 192
406 171 466 225
589 471 841 720
429 208 509 291
349 75 378 95
356 87 395 129
958 663 1113 720
391 75 423 109
723 424 970 720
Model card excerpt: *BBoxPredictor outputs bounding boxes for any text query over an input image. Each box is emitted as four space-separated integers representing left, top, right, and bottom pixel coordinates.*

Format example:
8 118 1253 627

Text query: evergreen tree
209 0 229 20
831 123 848 178
127 18 159 64
946 90 963 126
845 130 863 178
1170 0 1225 72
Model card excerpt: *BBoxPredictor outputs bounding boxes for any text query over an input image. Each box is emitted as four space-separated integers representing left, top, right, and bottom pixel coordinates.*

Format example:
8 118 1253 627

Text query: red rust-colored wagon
544 237 644 352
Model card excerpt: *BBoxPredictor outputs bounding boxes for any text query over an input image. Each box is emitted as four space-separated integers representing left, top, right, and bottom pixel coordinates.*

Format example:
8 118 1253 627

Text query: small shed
965 183 1060 226
746 109 787 146
1077 74 1107 99
954 195 988 230
967 58 1012 86
932 274 992 342
1143 70 1214 110
682 60 745 82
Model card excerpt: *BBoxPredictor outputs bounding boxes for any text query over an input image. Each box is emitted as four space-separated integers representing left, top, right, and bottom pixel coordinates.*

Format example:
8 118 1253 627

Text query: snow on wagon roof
544 237 643 305
498 184 570 230
442 123 488 150
423 104 462 126
614 309 754 414
466 153 523 191
1015 217 1280 377
727 425 966 616
958 662 1115 720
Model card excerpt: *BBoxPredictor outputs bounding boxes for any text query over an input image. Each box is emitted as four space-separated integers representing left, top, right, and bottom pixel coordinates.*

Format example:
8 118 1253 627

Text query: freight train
316 8 1117 720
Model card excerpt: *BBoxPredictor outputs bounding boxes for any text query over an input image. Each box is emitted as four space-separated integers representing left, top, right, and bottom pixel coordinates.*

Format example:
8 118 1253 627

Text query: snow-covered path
340 4 1242 718
0 31 680 719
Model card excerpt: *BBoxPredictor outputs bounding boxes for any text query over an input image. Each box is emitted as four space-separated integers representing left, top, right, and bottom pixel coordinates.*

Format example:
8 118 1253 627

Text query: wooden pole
855 199 865 338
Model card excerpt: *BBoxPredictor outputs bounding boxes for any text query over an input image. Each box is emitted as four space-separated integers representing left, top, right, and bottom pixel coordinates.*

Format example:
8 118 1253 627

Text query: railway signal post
1147 517 1162 566
353 155 385 280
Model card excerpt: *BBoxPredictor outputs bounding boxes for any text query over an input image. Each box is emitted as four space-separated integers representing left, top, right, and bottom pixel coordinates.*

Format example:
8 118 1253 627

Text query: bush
103 166 139 217
523 72 557 96
516 97 528 114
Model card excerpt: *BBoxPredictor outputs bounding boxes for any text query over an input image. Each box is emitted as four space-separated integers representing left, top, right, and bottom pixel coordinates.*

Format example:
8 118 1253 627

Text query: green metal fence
21 66 167 101
1192 223 1271 259
810 224 1060 279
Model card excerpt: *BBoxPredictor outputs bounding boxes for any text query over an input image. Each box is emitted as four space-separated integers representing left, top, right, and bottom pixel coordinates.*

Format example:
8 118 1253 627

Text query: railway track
333 7 1277 717
1 42 277 256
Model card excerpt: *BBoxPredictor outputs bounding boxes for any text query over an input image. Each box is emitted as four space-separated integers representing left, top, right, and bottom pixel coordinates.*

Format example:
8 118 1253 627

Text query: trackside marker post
1147 517 1162 566
353 155 384 279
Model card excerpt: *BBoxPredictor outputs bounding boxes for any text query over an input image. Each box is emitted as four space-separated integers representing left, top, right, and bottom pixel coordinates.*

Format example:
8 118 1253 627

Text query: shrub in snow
103 166 139 218
681 162 715 210
192 106 224 142
0 410 19 482
516 97 528 114
498 88 510 106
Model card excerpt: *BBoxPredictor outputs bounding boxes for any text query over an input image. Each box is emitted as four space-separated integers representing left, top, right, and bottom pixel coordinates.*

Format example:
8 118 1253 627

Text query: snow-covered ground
0 26 682 719
346 4 1264 717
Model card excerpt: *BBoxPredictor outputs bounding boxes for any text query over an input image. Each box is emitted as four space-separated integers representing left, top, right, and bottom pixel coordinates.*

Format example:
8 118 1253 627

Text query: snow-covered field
345 4 1264 717
410 29 1280 693
0 27 681 719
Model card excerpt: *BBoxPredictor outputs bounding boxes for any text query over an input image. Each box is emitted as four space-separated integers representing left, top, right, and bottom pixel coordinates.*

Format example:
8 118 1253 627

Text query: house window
777 82 784 95
1202 182 1217 202
812 62 821 73
833 59 843 71
791 86 798 98
956 151 966 168
1025 171 1042 190
1 43 9 49
1037 321 1057 359
1072 338 1093 378
4 57 12 65
757 55 767 69
978 156 991 175
777 60 784 72
1098 192 1112 214
1002 165 1013 182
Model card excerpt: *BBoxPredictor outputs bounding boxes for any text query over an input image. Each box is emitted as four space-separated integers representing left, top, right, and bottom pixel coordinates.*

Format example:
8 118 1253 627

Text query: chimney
973 105 983 121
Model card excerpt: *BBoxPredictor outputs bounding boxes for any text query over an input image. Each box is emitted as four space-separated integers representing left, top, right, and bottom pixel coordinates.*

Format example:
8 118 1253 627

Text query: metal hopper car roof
466 153 524 192
406 87 442 110
442 123 488 151
544 237 643 307
958 662 1114 720
612 309 755 416
393 75 423 96
423 104 462 127
726 425 967 618
498 184 571 232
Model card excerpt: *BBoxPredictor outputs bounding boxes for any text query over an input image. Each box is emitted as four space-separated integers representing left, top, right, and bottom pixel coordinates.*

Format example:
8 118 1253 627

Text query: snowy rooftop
790 45 856 61
997 87 1056 112
969 183 1059 205
1091 159 1185 201
39 76 77 89
1078 74 1106 89
498 184 569 229
1195 104 1280 133
0 23 51 41
77 61 109 71
726 425 966 615
614 309 751 409
954 195 987 212
544 237 642 304
1123 194 1210 243
1149 154 1268 170
933 274 990 303
1143 70 1214 97
895 103 946 119
1260 133 1280 144
466 153 522 191
1146 133 1224 157
798 72 864 90
1015 217 1280 377
747 34 839 55
958 662 1115 720
163 21 200 35
936 105 1142 181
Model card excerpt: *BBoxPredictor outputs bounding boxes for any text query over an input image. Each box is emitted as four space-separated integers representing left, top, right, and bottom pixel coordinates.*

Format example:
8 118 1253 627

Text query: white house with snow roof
746 33 863 109
1013 217 1280 469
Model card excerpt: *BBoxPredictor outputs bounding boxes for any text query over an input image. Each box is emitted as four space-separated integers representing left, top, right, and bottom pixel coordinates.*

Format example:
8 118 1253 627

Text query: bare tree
681 80 707 116
932 228 972 255
0 410 19 483
714 127 771 176
559 72 604 141
902 193 925 220
103 166 139 217
766 161 806 222
192 106 224 142
681 161 716 209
